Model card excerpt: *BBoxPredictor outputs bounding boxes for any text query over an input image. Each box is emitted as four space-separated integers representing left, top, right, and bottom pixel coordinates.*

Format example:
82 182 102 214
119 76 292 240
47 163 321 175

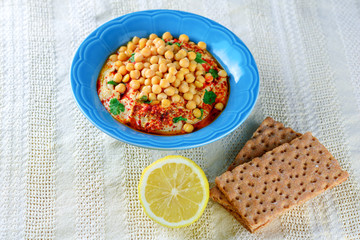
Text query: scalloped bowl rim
70 9 259 150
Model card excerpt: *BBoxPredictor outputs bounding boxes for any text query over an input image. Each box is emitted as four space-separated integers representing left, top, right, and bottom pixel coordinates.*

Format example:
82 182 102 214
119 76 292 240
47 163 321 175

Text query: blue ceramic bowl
70 10 259 150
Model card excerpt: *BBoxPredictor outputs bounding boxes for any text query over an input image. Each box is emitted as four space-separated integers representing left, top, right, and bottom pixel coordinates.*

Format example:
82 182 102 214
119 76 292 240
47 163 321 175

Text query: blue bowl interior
71 9 259 150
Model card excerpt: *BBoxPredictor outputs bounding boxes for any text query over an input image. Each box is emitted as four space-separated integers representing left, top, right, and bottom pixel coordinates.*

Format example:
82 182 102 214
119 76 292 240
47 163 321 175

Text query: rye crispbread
215 132 349 233
210 117 301 220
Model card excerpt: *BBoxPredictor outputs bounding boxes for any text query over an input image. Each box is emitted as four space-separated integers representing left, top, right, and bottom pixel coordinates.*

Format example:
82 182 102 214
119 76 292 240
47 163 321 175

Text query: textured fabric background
1 0 360 239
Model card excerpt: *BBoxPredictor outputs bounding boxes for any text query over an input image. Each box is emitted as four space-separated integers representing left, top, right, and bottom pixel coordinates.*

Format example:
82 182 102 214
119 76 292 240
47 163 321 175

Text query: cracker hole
294 197 298 201
295 174 299 178
235 196 240 200
265 143 270 148
279 192 283 196
302 188 306 192
311 179 317 183
319 150 323 154
324 184 329 189
243 166 247 170
300 182 304 186
281 159 285 162
270 207 274 212
251 146 256 151
279 169 284 173
261 139 265 144
246 203 250 208
240 177 243 180
269 162 272 166
325 176 329 180
311 188 315 192
279 126 284 130
295 154 299 159
306 153 310 156
263 208 267 213
311 158 315 162
260 201 263 205
271 198 276 203
284 205 289 209
296 146 299 150
256 164 260 168
302 172 306 176
287 183 291 189
244 213 248 217
257 211 261 215
265 166 269 170
266 171 270 175
254 218 258 224
285 195 289 199
248 193 252 198
292 166 295 169
304 146 308 149
290 175 293 179
255 195 259 200
249 162 253 166
334 176 338 180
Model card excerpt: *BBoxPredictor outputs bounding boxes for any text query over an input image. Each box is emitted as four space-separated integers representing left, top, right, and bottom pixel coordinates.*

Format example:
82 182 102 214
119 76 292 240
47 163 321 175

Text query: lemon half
138 155 209 228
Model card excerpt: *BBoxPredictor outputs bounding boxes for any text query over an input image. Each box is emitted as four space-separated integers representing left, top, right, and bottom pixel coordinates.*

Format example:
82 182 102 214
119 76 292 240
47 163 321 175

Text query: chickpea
139 38 147 49
114 61 123 69
193 94 201 105
145 69 155 78
198 41 207 50
141 47 151 57
183 92 194 101
196 63 204 71
162 32 173 40
115 83 126 93
195 70 204 76
157 46 166 55
177 49 187 58
168 66 177 75
173 61 180 70
127 41 136 50
179 58 190 68
118 46 127 52
141 68 147 78
179 34 189 43
189 61 197 72
164 87 176 96
148 93 157 101
161 99 171 108
150 64 159 72
194 80 204 88
173 44 180 52
186 100 196 110
152 84 162 94
188 51 197 61
174 53 182 61
114 73 123 83
157 93 168 101
142 85 152 94
165 50 174 60
129 80 141 90
160 78 170 88
150 100 160 105
172 94 181 103
130 70 140 80
185 73 195 83
179 82 190 93
155 71 163 78
183 123 194 133
135 62 144 71
146 39 153 47
218 70 227 78
189 85 197 95
118 52 128 61
150 46 157 56
166 74 176 83
126 49 133 55
159 63 167 73
138 77 145 85
196 75 205 83
122 74 130 83
151 76 161 85
193 108 202 119
180 68 190 74
144 62 151 68
126 63 134 71
149 33 158 40
109 54 118 62
134 53 143 62
215 102 224 111
150 56 159 64
144 78 151 85
155 39 165 48
172 79 181 88
205 72 213 82
132 36 140 44
176 72 184 81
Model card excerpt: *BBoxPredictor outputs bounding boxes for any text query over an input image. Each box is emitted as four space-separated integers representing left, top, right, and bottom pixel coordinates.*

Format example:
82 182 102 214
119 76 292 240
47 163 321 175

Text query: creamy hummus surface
97 32 229 135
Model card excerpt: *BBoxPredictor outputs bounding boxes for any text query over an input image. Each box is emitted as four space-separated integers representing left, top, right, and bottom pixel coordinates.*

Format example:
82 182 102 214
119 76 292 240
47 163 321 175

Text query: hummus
97 32 229 135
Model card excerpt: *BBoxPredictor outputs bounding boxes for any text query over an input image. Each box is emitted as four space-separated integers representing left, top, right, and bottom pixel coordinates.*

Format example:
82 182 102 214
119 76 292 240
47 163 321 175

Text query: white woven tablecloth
1 0 360 239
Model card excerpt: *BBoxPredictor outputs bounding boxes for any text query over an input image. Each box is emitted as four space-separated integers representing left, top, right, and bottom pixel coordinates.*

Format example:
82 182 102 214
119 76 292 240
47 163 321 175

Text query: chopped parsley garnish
208 68 218 79
166 42 173 45
198 108 204 119
203 89 217 104
107 80 118 85
174 42 182 47
129 52 135 62
173 116 187 123
109 98 125 115
195 52 207 64
138 95 152 104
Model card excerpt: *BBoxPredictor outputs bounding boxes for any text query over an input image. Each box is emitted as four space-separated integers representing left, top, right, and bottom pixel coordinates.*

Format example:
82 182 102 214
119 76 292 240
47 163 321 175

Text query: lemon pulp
138 155 209 228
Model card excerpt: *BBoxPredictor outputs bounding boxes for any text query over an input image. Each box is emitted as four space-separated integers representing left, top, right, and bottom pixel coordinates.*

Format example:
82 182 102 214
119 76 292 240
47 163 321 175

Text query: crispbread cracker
228 117 301 171
210 117 301 220
216 132 349 233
